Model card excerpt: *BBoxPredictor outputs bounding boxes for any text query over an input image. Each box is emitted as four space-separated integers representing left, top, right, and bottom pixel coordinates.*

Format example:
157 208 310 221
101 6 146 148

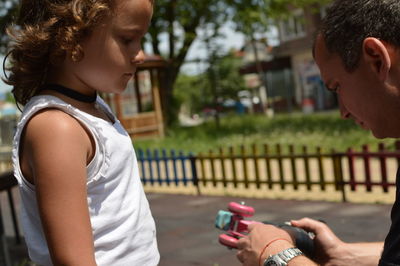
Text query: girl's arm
22 109 97 266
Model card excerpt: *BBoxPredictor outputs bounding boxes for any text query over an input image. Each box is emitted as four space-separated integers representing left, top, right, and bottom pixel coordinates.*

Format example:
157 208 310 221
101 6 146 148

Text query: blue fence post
189 153 201 195
154 149 163 185
171 150 179 185
162 149 170 186
137 149 146 185
146 149 154 185
179 151 187 186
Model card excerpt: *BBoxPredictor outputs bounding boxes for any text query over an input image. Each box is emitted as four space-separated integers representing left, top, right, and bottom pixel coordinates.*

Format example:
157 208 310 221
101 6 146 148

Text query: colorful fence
137 141 400 202
1 141 400 204
136 149 200 194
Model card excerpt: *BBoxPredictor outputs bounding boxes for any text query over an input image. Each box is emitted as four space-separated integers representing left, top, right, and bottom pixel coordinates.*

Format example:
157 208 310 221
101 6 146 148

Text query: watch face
265 261 279 266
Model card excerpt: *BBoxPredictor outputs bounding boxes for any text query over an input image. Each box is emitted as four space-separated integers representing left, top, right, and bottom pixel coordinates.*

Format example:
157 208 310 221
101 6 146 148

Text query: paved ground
0 191 394 265
148 193 393 266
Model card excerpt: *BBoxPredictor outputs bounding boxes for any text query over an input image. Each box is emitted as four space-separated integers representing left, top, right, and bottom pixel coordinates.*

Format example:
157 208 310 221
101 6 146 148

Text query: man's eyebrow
322 78 332 90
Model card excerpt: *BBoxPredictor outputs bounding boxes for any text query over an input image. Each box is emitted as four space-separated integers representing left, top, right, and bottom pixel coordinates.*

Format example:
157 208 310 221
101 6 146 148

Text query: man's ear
362 37 391 81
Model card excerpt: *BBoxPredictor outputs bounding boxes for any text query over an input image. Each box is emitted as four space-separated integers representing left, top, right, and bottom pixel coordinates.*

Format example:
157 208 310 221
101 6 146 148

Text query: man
237 0 400 265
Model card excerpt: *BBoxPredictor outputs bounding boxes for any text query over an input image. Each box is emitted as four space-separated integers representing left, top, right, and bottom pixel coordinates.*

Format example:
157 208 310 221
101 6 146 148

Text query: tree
0 0 332 120
5 91 14 103
146 0 230 123
0 0 19 53
174 50 246 117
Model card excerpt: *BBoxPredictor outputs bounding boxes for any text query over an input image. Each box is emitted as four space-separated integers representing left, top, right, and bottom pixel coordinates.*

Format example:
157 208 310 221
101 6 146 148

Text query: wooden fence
1 141 400 204
137 141 400 202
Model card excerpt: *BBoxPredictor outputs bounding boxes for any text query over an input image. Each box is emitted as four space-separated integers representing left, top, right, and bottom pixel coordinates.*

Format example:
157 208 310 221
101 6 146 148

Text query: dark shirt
379 167 400 266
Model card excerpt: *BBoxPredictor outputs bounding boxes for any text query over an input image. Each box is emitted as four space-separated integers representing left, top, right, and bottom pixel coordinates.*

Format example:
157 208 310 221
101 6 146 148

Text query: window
320 4 332 19
278 9 306 42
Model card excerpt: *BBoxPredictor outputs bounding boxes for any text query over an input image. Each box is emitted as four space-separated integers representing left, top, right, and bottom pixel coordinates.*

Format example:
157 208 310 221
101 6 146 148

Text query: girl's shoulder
21 95 94 142
23 107 93 155
18 107 94 185
25 108 89 138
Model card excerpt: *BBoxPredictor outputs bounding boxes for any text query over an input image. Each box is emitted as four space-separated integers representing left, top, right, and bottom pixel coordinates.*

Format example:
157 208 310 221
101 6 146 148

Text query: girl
4 0 159 265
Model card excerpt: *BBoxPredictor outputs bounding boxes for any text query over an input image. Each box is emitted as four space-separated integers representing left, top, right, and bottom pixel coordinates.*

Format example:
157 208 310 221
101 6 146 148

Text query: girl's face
60 0 153 94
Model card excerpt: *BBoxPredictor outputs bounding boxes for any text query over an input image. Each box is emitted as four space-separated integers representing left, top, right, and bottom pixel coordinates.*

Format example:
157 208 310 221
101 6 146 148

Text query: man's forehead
313 35 334 80
314 35 330 61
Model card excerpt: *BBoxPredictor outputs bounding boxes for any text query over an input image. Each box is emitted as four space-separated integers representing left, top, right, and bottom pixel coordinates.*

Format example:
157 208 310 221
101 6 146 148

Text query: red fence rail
138 141 400 202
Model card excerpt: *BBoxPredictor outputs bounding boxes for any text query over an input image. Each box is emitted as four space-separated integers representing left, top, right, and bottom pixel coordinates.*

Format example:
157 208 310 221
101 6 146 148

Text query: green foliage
228 0 333 38
0 0 19 52
5 91 14 103
174 50 246 114
174 74 204 114
267 0 332 17
134 111 396 154
147 0 229 58
216 50 247 98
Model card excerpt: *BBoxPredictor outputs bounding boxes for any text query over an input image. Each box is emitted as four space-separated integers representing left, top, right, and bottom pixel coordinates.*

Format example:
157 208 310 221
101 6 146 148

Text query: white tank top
12 95 159 266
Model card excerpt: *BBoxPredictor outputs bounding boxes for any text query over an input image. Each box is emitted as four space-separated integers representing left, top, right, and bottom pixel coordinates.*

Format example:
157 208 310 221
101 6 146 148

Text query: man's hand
291 218 344 265
236 223 295 266
291 218 382 266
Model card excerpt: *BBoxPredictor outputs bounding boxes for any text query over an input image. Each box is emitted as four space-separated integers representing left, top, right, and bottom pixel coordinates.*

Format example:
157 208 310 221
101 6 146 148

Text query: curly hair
319 0 400 72
3 0 114 105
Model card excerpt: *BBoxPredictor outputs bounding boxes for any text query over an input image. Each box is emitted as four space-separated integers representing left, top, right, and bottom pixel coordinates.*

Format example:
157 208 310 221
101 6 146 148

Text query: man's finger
237 236 249 250
236 249 245 263
290 217 328 235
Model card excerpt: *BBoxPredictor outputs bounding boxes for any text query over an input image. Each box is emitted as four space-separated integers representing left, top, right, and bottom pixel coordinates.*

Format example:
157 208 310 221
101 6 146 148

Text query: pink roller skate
215 202 257 249
215 201 317 258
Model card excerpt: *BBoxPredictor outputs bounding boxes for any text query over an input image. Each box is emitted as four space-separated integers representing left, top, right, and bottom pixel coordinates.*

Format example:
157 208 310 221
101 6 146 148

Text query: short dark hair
320 0 400 72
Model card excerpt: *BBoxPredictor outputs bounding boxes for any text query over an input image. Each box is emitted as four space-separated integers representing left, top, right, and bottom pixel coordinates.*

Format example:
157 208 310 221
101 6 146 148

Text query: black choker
41 84 97 103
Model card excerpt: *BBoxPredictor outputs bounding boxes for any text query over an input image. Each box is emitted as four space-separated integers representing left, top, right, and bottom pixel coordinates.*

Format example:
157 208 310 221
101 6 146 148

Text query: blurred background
0 1 397 265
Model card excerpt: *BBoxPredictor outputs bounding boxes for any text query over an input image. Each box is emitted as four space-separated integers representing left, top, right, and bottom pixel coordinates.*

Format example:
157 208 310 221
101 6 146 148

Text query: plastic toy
215 202 256 248
215 202 316 258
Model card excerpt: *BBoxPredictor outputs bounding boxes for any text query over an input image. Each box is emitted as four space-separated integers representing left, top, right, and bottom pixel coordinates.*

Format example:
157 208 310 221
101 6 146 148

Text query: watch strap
264 247 303 266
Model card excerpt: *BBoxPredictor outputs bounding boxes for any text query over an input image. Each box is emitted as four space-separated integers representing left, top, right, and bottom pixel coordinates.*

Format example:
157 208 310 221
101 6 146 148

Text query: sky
180 23 246 75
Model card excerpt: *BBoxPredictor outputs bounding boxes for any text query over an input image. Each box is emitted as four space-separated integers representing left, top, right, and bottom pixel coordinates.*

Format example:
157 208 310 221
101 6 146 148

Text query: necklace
41 84 97 103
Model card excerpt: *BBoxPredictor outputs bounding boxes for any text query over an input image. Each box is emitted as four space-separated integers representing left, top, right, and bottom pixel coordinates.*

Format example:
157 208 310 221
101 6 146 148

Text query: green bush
133 111 397 153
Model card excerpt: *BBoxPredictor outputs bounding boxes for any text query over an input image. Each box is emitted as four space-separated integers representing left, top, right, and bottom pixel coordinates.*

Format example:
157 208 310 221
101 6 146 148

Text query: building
240 4 337 113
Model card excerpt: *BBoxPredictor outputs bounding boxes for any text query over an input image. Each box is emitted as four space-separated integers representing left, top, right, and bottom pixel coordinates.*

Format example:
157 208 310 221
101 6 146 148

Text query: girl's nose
339 100 350 119
131 50 145 65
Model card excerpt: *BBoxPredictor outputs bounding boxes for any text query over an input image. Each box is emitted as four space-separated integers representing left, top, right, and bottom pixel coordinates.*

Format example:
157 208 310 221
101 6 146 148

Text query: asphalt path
148 193 393 266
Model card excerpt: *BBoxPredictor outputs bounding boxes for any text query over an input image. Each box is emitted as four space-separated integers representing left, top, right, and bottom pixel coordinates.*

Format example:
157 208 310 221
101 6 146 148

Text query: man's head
314 0 400 138
320 0 400 72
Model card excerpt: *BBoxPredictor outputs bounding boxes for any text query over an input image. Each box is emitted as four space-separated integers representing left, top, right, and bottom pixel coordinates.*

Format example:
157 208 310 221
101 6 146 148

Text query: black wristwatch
263 247 303 266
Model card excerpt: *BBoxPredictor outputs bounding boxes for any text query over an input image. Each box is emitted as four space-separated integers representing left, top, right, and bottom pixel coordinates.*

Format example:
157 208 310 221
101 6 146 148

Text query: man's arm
236 223 316 266
292 218 383 266
237 218 383 266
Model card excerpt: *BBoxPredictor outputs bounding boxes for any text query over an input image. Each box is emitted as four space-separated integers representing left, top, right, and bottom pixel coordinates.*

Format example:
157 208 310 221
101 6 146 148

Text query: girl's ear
362 37 391 81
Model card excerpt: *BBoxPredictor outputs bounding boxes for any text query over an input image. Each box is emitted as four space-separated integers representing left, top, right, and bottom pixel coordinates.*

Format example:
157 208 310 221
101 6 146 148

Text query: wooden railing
137 141 400 202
